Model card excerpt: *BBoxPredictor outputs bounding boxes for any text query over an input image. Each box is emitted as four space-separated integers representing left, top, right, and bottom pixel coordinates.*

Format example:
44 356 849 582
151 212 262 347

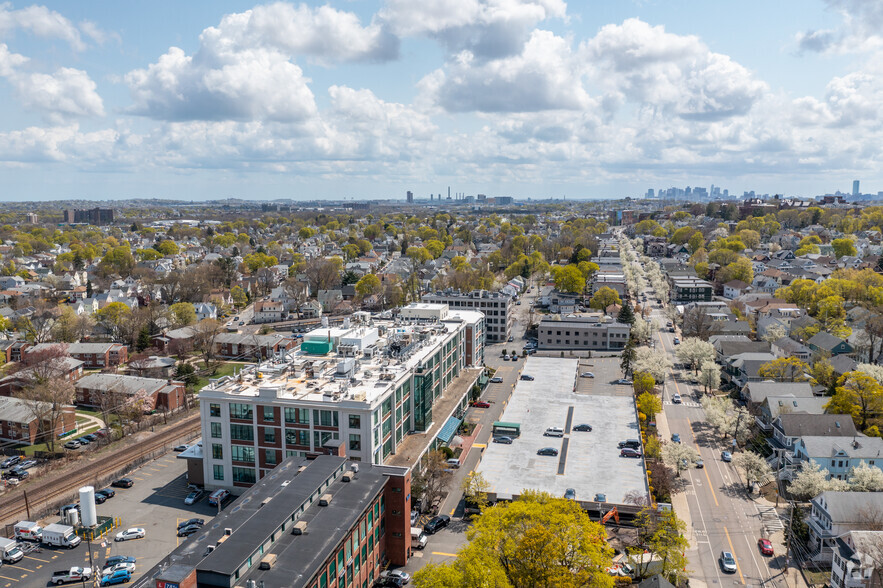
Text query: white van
411 527 428 550
14 521 42 541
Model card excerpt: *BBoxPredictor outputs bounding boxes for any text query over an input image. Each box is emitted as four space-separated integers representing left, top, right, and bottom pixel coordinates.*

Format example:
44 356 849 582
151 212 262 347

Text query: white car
580 372 595 378
115 528 145 542
672 393 682 404
184 489 204 505
106 562 136 574
380 570 411 584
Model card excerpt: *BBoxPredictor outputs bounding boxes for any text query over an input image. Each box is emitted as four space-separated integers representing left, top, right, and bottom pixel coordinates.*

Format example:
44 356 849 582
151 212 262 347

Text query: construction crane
601 506 620 525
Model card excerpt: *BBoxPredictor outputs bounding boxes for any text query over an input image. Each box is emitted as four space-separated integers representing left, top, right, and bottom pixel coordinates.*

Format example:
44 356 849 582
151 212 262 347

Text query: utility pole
784 501 795 574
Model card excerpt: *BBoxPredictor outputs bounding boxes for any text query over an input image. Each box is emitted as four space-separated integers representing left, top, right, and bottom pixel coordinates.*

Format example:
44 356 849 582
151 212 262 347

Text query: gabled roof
814 492 883 524
775 414 857 437
808 331 847 350
742 381 814 403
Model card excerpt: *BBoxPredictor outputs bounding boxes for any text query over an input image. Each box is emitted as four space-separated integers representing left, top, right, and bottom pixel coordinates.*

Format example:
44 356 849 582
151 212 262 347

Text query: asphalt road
649 301 789 587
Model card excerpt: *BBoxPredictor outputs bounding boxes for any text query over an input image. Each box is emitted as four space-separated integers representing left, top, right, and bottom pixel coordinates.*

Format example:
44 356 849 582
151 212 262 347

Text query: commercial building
537 315 631 351
199 306 484 491
422 288 513 342
63 208 114 225
150 454 412 588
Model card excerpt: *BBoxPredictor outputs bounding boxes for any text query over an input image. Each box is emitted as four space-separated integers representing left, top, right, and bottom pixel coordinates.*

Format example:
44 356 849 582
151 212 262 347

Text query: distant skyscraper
646 188 655 198
853 180 860 196
406 190 413 203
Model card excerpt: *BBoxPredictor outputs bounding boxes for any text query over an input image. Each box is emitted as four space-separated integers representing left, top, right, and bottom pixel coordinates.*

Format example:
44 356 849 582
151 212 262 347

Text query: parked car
100 570 131 586
8 467 28 479
573 424 593 432
620 448 642 458
537 447 559 457
507 336 514 342
52 567 92 585
380 570 411 584
618 439 641 449
445 459 460 469
615 378 633 385
671 433 681 443
102 556 135 571
758 538 774 556
96 488 115 500
489 376 503 383
519 374 534 381
94 492 108 504
564 488 576 500
105 562 135 574
177 524 202 537
83 434 98 442
19 459 38 469
176 518 205 530
173 445 189 452
471 401 491 408
1 456 21 469
672 393 682 404
111 478 134 488
76 437 91 445
184 490 204 505
423 515 450 535
580 372 595 378
115 528 145 542
493 436 513 444
64 440 81 450
503 355 510 361
719 551 737 573
594 493 607 502
721 451 732 462
544 427 564 437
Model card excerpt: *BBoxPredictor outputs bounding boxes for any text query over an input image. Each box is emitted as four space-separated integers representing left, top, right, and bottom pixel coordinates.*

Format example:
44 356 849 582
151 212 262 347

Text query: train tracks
0 415 201 526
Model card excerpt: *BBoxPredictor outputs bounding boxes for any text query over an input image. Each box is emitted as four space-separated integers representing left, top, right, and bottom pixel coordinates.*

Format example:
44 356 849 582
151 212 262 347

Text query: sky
0 0 881 201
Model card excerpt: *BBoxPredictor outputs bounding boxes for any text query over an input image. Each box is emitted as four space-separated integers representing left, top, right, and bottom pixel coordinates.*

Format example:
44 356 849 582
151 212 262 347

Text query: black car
177 518 205 530
519 374 534 381
423 515 451 535
96 488 115 500
0 455 21 469
76 437 91 445
59 503 80 516
573 424 593 432
83 434 98 442
94 492 108 504
177 524 202 537
111 478 134 488
7 467 28 479
103 556 136 571
537 447 559 456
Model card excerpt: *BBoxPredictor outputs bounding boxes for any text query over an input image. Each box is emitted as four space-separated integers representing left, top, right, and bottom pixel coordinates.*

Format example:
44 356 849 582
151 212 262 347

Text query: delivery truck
42 524 81 549
410 527 428 550
13 521 42 541
0 538 23 563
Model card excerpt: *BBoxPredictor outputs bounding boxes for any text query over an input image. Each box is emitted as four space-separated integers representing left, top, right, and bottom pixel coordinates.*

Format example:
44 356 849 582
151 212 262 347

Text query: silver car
719 551 737 573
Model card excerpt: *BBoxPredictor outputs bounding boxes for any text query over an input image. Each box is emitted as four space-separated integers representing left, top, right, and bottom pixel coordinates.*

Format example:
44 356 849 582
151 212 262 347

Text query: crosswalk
663 400 701 408
757 506 786 533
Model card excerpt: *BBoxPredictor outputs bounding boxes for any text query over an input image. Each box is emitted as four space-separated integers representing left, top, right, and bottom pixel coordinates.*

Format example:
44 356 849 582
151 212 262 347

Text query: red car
472 401 491 408
758 538 774 556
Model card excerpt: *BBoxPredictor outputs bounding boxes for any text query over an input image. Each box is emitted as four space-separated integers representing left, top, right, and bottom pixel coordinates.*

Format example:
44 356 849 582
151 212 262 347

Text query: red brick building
26 342 128 369
0 396 76 445
75 374 186 412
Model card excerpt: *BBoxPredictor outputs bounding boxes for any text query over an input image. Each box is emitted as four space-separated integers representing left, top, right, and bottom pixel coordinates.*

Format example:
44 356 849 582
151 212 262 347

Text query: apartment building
26 342 128 369
199 305 484 491
422 288 513 342
149 455 411 588
75 374 186 412
537 315 631 351
669 277 713 303
0 396 76 445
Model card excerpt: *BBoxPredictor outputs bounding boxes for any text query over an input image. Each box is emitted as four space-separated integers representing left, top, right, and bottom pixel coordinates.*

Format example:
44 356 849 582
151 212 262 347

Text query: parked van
544 427 565 438
445 459 460 469
208 489 231 507
0 537 23 563
14 521 42 541
410 528 428 550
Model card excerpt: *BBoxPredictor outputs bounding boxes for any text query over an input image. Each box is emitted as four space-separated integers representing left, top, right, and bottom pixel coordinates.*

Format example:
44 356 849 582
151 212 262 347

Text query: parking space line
24 555 49 562
132 476 145 480
10 565 33 573
0 575 18 582
431 552 457 557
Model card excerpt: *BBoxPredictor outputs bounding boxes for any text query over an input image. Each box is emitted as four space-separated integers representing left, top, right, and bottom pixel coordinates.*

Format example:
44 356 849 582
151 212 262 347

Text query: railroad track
0 415 201 526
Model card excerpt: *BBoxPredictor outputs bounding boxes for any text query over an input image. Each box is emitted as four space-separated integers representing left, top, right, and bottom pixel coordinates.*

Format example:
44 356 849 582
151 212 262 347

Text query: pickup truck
51 567 92 585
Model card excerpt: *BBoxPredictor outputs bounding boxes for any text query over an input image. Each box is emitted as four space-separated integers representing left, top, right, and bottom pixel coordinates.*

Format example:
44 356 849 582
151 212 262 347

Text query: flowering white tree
699 361 721 392
857 363 883 385
849 461 883 492
662 442 700 477
761 324 787 344
700 395 751 443
788 460 850 500
675 338 716 373
733 451 773 491
634 347 673 383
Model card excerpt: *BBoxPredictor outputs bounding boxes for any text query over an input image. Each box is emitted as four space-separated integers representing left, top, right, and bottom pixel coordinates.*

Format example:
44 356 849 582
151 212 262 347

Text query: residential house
725 352 777 387
758 395 829 433
808 492 883 562
0 357 84 397
808 332 854 357
787 437 883 485
317 290 343 313
129 356 177 379
26 342 128 369
723 280 751 299
831 530 883 588
545 290 580 314
213 333 297 360
830 355 859 379
299 300 322 319
74 373 186 412
742 381 815 406
669 277 713 303
194 303 217 321
152 326 197 354
253 300 285 324
771 337 813 362
709 335 770 363
0 396 76 445
769 414 857 463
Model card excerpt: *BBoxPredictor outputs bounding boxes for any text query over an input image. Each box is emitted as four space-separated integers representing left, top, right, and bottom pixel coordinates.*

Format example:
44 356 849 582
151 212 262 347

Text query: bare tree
411 450 451 514
682 306 715 340
192 319 224 370
16 301 59 343
281 277 309 317
16 378 75 452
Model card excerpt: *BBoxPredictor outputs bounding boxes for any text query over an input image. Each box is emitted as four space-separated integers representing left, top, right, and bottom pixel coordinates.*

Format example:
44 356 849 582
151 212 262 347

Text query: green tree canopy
588 286 621 311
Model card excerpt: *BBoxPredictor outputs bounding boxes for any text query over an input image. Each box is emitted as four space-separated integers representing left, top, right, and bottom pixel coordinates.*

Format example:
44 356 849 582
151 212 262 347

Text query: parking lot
1 452 215 588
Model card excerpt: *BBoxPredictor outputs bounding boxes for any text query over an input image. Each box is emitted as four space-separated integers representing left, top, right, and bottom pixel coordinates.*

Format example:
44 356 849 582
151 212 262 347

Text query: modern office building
537 315 631 351
422 289 513 342
150 454 412 588
199 306 484 491
406 190 413 203
853 180 860 197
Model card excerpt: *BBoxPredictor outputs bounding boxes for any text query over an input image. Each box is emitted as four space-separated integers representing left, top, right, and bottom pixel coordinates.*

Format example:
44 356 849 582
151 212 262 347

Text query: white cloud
381 0 565 59
0 3 86 50
423 29 590 113
796 0 883 54
0 124 119 163
582 19 768 121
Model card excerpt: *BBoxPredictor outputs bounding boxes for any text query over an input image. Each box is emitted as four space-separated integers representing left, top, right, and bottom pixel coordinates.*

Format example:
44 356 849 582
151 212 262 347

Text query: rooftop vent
342 472 354 482
225 528 233 536
259 554 277 570
292 521 308 535
319 493 332 506
260 497 272 508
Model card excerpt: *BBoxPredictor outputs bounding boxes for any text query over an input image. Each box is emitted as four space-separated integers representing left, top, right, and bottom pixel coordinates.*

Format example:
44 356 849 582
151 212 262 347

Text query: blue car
100 570 131 586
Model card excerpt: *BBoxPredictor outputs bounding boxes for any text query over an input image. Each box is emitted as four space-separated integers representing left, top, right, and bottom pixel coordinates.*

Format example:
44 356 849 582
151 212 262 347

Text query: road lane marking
723 526 745 584
703 457 720 507
473 443 486 448
431 552 457 557
449 507 456 516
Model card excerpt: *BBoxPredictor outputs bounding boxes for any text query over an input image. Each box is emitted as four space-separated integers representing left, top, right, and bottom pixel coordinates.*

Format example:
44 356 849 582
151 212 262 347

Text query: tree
832 238 857 258
662 442 700 477
631 508 690 585
192 319 223 369
413 492 615 588
242 252 278 273
633 372 656 396
826 371 883 431
758 357 810 382
699 360 721 393
411 451 451 515
617 303 635 325
849 461 883 492
637 391 662 422
701 395 751 443
155 239 179 256
761 324 787 344
681 305 715 340
552 264 585 294
461 471 491 515
733 451 773 491
95 302 132 340
588 286 621 311
231 285 248 308
51 306 79 343
633 347 673 383
675 337 715 373
811 356 837 395
620 338 636 377
98 246 135 276
355 273 381 298
788 460 850 500
169 302 197 328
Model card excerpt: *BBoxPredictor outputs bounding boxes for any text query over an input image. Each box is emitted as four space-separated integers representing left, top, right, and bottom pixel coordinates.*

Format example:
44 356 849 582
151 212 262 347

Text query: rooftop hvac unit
319 493 332 506
225 528 233 536
259 554 277 570
342 472 354 482
292 521 308 535
351 463 360 473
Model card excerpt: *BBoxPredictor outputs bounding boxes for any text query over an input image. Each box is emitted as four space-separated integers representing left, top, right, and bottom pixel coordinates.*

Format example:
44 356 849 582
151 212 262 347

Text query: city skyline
0 1 882 201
